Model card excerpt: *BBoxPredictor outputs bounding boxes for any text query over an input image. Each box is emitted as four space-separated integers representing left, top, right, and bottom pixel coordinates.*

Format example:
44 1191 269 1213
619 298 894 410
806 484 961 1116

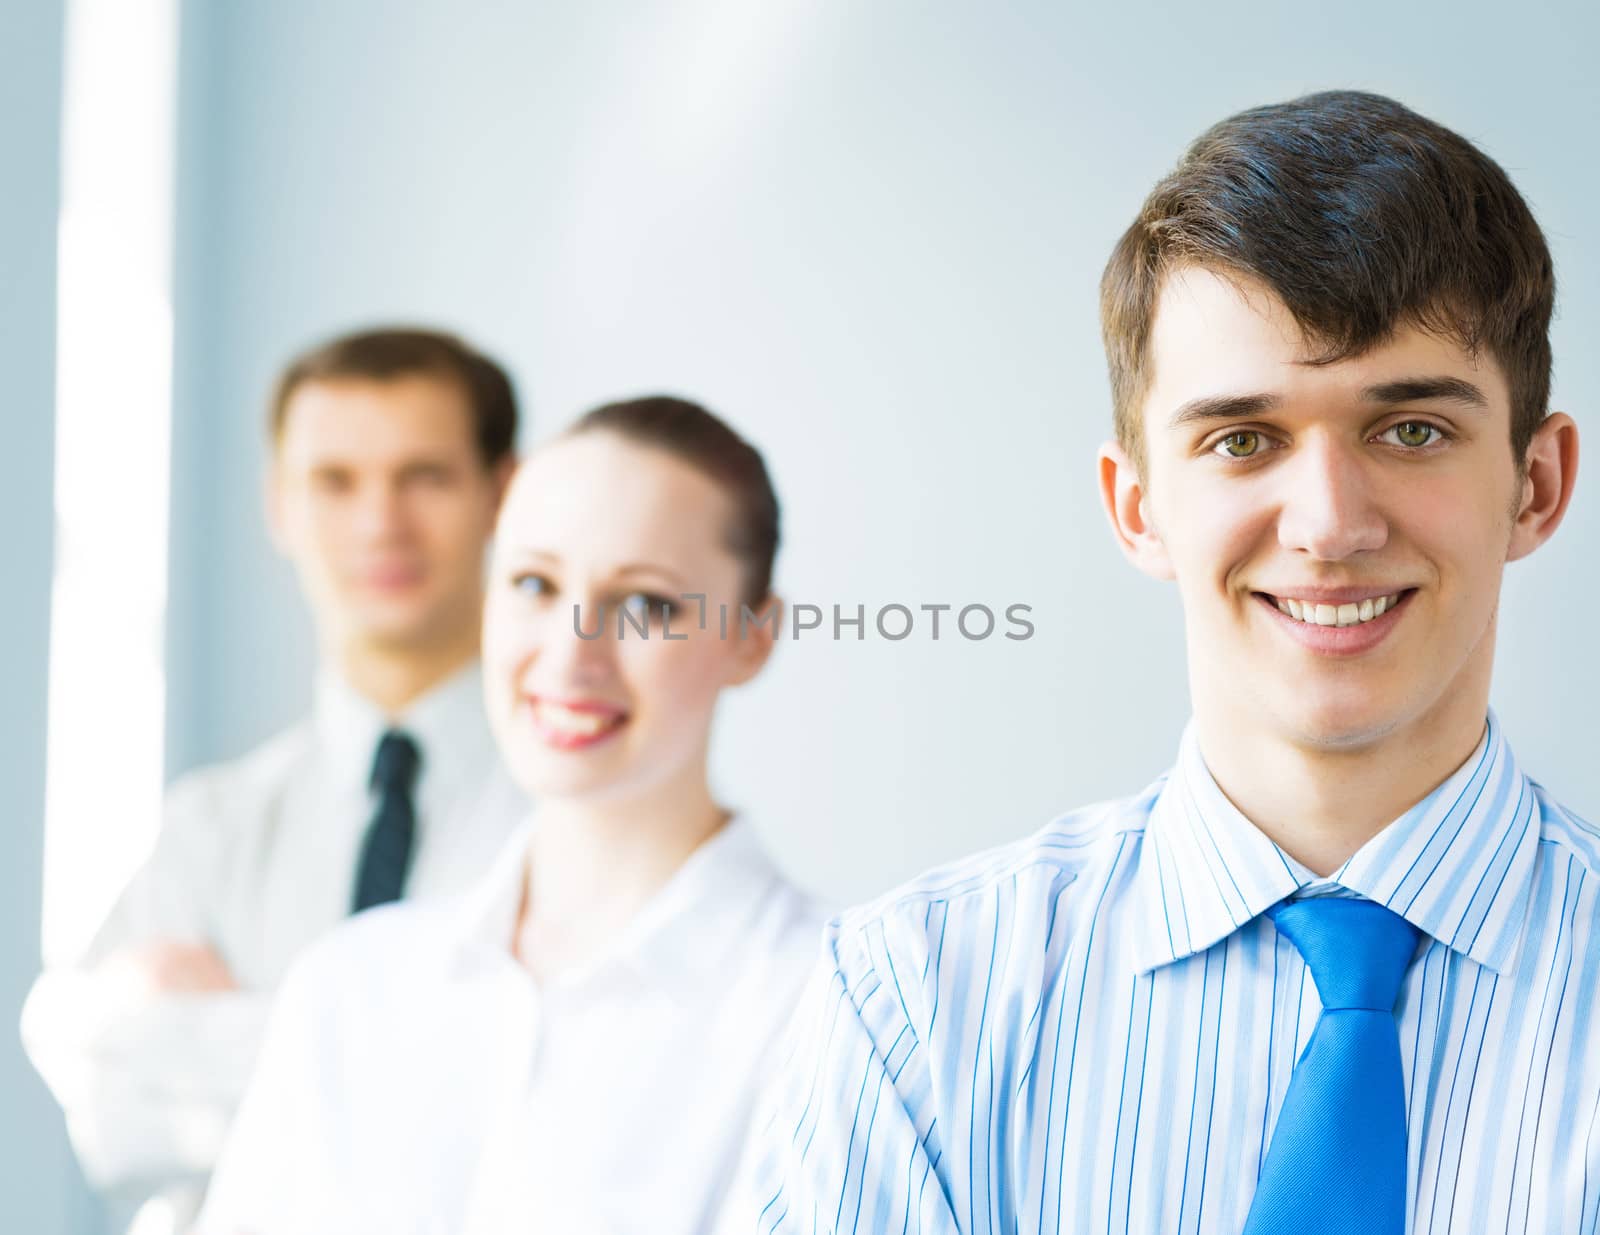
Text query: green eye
1215 431 1262 459
1391 421 1438 448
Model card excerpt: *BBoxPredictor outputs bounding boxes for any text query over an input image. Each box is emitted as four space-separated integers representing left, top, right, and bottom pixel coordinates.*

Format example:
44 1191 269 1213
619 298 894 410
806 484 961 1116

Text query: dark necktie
1244 897 1422 1235
350 729 422 913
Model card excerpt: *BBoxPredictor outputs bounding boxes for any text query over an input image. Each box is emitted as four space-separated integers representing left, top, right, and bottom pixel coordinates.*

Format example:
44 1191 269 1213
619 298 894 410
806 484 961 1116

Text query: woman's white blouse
198 816 827 1235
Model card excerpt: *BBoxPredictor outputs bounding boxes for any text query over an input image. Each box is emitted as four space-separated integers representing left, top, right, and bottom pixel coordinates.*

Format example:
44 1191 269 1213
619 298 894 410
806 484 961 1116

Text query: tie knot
1266 897 1420 1012
369 729 421 794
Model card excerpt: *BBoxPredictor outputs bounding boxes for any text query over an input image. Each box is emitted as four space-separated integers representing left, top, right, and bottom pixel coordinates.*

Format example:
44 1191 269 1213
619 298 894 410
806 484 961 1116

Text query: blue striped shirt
748 713 1600 1233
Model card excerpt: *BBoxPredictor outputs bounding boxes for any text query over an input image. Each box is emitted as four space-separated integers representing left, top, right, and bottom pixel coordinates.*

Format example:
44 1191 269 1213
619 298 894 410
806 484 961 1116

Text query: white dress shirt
21 660 525 1217
198 814 826 1235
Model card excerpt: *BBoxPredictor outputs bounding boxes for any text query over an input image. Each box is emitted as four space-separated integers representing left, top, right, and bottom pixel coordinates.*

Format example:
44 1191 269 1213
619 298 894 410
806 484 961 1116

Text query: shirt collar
444 815 787 1001
604 816 786 996
447 816 539 968
314 659 493 798
1129 711 1541 978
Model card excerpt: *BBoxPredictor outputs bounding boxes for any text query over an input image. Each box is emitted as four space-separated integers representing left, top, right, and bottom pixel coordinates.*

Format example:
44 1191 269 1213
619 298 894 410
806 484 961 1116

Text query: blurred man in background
22 327 528 1232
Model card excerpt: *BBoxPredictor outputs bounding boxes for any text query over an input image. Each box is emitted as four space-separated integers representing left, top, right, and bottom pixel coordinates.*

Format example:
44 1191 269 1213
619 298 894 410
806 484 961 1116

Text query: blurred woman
200 397 825 1235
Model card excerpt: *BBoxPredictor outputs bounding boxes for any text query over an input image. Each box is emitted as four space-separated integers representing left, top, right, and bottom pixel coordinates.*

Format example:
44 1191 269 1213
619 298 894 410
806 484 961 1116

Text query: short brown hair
1100 91 1555 471
565 396 780 606
270 326 519 467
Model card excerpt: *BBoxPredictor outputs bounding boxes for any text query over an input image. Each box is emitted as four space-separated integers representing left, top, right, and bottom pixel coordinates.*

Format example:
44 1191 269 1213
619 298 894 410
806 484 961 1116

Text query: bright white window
43 0 178 965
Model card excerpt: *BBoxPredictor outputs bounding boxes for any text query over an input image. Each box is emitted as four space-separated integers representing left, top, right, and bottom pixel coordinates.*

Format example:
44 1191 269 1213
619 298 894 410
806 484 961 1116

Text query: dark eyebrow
1165 376 1489 432
398 458 459 473
1360 376 1489 411
1167 393 1281 430
497 552 682 589
615 563 684 586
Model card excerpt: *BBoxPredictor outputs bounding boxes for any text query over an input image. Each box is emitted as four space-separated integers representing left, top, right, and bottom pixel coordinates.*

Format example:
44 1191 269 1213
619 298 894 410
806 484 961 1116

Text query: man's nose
1275 436 1389 561
356 481 410 538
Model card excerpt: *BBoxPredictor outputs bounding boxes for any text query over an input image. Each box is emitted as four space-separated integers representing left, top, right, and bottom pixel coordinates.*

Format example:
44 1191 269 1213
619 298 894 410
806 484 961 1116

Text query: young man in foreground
749 91 1595 1233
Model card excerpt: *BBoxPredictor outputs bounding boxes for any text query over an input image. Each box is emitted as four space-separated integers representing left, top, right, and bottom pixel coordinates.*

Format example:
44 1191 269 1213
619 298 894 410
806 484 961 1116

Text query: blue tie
1244 897 1422 1235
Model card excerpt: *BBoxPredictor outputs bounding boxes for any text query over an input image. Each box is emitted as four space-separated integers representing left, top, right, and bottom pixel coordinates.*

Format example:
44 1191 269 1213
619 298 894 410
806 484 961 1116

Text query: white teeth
534 702 620 737
1272 593 1401 628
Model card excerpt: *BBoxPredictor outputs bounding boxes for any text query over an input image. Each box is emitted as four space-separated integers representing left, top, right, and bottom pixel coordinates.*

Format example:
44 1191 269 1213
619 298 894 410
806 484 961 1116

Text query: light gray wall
169 0 1600 905
1 0 101 1228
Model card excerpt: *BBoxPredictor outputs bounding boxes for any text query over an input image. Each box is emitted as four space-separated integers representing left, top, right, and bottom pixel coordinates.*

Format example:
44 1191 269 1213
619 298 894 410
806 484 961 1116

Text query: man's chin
345 609 451 653
1278 695 1406 752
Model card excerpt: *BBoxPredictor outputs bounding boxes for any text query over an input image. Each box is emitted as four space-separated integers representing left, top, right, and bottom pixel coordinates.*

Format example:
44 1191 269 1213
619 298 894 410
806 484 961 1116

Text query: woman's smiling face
483 431 774 804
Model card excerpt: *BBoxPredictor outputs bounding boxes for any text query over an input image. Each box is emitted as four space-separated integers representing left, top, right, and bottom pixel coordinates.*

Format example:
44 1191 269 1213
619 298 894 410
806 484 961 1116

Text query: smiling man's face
1128 266 1532 753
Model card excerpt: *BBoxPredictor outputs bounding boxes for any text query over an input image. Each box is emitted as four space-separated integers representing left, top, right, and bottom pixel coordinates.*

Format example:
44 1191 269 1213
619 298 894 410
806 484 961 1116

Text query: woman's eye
511 573 553 598
1213 431 1264 459
1381 421 1443 449
618 591 678 625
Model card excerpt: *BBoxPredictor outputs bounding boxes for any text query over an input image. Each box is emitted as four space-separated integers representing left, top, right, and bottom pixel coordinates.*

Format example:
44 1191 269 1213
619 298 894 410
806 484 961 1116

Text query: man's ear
264 463 289 556
1097 440 1174 581
1508 412 1579 563
489 455 518 516
726 595 781 687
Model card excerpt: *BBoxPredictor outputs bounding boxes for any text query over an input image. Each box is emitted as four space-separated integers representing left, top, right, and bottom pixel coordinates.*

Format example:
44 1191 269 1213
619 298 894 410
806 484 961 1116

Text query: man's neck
1193 699 1490 878
334 629 480 718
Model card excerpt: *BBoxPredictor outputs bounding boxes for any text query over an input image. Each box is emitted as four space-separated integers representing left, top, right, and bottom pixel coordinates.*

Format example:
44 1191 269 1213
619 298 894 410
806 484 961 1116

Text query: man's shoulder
1532 780 1600 880
164 721 313 816
826 782 1160 978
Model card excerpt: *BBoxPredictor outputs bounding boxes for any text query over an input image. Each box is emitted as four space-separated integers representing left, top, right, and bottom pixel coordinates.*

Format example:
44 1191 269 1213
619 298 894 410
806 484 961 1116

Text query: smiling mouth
526 698 629 746
361 568 425 589
1257 589 1416 628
